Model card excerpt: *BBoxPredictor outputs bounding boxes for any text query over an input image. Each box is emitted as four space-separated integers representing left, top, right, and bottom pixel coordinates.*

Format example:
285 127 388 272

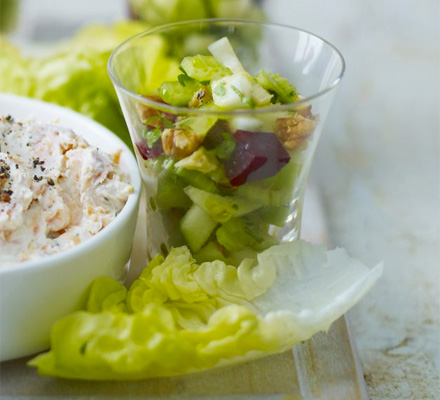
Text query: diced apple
211 73 253 109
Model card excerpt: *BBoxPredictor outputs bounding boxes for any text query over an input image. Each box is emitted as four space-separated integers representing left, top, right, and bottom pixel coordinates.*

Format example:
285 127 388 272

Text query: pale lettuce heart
29 241 382 380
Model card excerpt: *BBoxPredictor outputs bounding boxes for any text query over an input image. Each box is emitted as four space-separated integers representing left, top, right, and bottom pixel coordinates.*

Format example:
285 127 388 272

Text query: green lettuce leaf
129 0 263 25
0 21 180 148
29 241 382 380
129 0 208 26
85 277 128 314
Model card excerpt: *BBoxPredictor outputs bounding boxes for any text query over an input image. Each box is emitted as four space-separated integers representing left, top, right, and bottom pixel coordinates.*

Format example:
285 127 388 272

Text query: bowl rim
0 94 142 275
108 18 346 116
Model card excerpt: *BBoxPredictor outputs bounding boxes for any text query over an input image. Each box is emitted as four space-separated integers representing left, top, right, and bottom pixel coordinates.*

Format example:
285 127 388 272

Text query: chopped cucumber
216 219 247 252
253 205 290 227
194 241 229 264
184 186 261 223
180 204 218 253
175 115 218 137
229 247 259 265
235 160 302 206
156 172 192 209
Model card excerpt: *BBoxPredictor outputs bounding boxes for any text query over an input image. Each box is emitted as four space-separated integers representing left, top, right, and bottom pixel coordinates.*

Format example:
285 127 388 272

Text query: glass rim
108 18 346 116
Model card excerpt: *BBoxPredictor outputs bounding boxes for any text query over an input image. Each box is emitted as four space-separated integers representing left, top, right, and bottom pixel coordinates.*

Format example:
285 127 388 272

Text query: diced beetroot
224 130 290 186
136 139 163 160
203 120 231 150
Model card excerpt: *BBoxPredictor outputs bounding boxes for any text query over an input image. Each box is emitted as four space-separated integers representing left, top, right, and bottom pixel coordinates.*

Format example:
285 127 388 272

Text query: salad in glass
129 37 316 265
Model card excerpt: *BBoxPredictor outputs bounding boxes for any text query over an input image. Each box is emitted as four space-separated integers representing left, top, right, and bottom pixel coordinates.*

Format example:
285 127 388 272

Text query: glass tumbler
108 20 344 265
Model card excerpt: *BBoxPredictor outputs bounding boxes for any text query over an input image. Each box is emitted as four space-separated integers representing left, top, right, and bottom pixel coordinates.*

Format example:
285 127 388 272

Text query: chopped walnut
189 87 212 108
294 103 312 118
275 114 316 150
135 102 160 125
161 129 203 160
135 96 164 125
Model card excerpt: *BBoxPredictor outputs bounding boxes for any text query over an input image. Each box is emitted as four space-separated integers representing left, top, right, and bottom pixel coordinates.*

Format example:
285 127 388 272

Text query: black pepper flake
15 164 19 169
5 115 13 122
33 175 43 182
0 162 11 182
32 158 45 168
47 178 55 186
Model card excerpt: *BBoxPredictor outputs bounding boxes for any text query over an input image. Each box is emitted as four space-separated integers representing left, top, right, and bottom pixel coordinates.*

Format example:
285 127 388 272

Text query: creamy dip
0 116 132 267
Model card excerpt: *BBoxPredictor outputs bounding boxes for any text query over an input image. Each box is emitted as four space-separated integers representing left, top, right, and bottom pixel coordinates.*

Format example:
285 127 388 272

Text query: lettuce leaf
129 0 208 26
0 21 180 148
29 241 382 380
129 0 263 25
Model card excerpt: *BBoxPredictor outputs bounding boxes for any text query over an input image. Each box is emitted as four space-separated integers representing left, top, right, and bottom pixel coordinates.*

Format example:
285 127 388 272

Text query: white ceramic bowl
0 94 142 361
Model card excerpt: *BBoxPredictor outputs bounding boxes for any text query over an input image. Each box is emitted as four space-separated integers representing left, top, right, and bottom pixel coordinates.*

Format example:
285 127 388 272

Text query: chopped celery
180 204 218 252
175 115 218 137
252 83 273 106
180 55 231 82
174 168 220 194
255 70 299 104
184 186 261 223
158 75 202 106
216 217 276 252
